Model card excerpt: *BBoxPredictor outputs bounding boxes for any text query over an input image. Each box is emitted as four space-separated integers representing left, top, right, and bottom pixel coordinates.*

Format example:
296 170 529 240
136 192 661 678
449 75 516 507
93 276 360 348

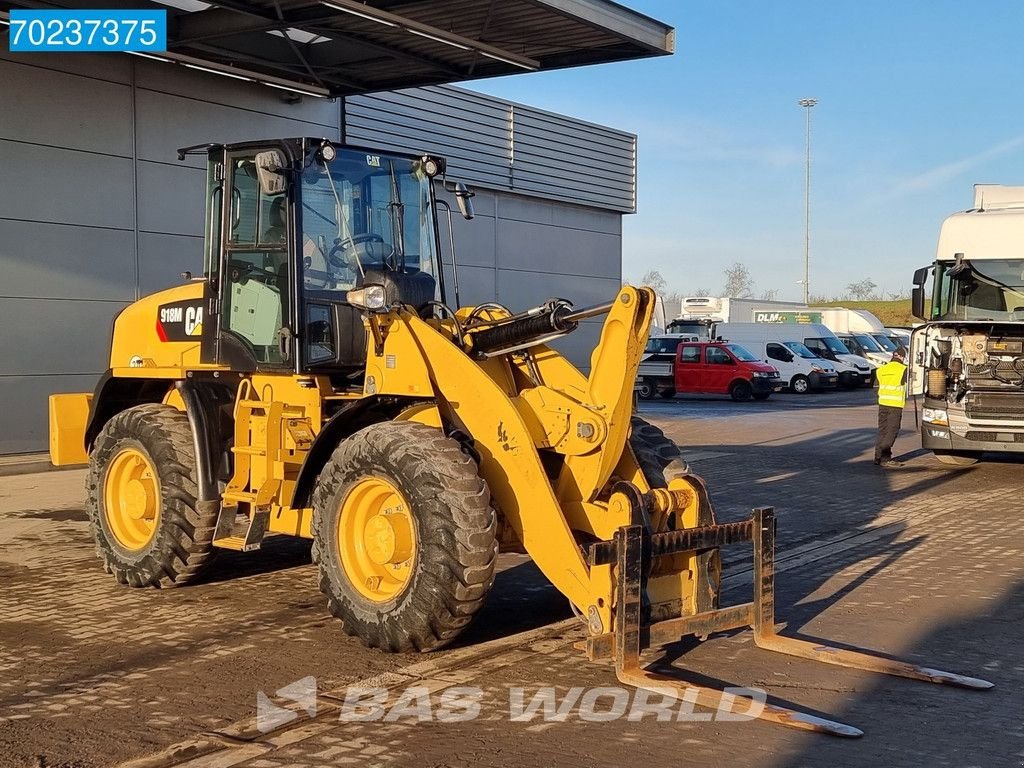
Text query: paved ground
1 389 1022 768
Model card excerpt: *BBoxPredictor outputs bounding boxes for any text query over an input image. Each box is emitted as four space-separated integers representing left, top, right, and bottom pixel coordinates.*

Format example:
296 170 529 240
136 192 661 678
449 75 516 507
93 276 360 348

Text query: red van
672 341 781 401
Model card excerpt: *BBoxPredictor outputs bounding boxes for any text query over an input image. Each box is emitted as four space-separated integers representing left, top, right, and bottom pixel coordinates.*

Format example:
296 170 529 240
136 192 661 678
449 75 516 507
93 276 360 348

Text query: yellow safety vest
876 361 907 409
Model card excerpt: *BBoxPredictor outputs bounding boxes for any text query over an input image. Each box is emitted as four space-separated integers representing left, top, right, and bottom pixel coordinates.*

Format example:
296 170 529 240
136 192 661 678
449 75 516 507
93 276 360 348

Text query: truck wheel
730 380 753 402
86 404 217 588
637 378 656 400
312 421 497 652
629 416 689 482
933 450 980 466
790 375 810 394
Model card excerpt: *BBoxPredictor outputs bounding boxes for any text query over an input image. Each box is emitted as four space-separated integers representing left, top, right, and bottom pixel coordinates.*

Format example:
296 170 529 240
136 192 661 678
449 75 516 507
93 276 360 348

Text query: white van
776 323 874 388
835 332 891 367
715 323 839 393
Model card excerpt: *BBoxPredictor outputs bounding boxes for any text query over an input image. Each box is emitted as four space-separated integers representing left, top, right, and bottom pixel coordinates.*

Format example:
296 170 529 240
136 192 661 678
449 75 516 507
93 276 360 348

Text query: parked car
778 324 875 388
836 332 892 366
715 323 840 393
671 341 782 401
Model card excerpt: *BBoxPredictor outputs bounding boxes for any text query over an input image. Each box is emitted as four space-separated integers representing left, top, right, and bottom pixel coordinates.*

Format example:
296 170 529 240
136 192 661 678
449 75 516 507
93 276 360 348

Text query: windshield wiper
386 160 405 271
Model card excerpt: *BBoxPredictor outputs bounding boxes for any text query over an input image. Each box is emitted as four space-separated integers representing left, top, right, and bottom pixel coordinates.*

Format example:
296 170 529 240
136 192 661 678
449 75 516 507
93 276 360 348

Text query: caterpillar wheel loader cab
50 137 991 738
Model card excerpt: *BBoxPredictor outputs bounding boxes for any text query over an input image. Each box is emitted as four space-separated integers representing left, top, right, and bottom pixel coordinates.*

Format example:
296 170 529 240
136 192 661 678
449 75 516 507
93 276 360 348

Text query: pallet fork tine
589 506 994 737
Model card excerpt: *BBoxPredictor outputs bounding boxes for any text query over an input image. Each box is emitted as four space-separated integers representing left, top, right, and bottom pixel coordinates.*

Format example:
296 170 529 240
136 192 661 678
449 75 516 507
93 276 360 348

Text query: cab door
675 344 703 392
766 342 796 380
214 150 295 370
703 345 736 392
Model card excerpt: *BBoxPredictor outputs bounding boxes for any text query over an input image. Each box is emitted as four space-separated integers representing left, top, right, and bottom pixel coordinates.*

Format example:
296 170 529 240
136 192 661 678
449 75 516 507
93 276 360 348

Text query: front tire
791 375 810 394
730 380 753 402
312 421 497 652
87 404 217 588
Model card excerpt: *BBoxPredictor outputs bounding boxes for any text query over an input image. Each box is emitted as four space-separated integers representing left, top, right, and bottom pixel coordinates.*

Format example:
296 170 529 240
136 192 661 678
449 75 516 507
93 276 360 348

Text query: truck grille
964 431 1024 443
964 391 1024 419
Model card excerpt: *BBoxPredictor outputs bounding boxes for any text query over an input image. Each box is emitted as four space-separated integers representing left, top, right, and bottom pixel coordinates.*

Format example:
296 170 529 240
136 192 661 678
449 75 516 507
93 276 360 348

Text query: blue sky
473 0 1024 302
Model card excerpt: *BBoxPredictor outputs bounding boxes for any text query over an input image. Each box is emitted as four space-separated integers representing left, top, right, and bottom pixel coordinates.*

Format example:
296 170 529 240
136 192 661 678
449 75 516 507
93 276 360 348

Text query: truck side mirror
911 266 929 320
446 180 475 220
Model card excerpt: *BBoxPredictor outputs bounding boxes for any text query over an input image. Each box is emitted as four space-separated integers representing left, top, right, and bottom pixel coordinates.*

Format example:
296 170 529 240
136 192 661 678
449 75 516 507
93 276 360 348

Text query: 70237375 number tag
7 9 167 53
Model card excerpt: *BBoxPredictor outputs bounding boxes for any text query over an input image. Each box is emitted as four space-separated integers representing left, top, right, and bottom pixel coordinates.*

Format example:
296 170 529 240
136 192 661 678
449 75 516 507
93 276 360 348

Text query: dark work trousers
875 405 904 463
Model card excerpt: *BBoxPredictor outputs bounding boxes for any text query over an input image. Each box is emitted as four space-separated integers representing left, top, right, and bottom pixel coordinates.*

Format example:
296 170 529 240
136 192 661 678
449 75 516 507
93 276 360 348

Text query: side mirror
446 180 475 220
255 150 287 196
911 266 929 320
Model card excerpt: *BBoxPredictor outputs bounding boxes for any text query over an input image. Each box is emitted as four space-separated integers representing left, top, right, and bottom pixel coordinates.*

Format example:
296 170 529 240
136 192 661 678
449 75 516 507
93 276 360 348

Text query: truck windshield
725 343 758 362
783 341 818 359
812 336 850 354
300 150 437 293
853 333 884 353
932 259 1024 321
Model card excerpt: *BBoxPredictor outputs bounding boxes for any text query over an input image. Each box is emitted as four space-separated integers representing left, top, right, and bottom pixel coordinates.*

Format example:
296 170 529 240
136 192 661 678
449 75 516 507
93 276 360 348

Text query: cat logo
366 154 381 168
185 306 203 337
156 300 204 342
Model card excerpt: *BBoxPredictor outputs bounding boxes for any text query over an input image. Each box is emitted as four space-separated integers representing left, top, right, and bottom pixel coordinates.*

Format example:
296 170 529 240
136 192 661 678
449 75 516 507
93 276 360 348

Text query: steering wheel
230 262 279 286
327 233 386 268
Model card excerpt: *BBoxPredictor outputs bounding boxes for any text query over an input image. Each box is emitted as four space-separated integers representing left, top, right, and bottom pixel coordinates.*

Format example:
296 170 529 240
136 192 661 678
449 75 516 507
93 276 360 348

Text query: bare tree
692 287 710 297
845 278 878 300
723 262 754 298
760 288 780 301
638 269 668 295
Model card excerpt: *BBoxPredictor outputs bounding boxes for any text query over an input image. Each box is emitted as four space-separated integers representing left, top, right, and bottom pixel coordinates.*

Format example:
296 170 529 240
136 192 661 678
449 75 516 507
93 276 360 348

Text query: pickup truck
638 337 782 401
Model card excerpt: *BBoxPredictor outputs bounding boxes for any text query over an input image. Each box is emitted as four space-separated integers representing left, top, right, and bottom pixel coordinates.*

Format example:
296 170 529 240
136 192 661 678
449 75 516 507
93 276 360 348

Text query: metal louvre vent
964 391 1024 419
965 431 1024 443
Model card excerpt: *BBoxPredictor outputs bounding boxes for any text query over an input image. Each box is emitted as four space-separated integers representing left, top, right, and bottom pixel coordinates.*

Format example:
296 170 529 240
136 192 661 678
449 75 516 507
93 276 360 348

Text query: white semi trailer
911 184 1024 464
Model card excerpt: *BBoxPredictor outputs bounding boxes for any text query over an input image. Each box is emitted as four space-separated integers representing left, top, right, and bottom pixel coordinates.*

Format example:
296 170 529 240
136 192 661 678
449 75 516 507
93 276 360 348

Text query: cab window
767 343 792 362
705 346 733 365
679 345 701 363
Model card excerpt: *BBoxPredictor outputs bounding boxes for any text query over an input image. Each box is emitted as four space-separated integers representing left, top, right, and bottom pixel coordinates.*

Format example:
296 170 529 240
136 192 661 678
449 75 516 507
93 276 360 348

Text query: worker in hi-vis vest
874 347 909 467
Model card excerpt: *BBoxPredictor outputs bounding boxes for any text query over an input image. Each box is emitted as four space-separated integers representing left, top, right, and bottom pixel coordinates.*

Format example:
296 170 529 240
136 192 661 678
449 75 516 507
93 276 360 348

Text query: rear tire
730 380 753 402
86 403 217 588
312 421 497 652
637 378 656 400
933 450 980 466
791 375 810 394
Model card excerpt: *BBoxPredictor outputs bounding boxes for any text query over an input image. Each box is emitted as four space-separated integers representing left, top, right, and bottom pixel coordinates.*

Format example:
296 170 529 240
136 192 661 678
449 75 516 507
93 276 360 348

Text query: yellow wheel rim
338 477 416 602
103 447 160 551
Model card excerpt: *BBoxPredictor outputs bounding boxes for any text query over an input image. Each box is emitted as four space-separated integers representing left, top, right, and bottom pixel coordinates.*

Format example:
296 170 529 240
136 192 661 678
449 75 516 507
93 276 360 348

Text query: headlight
922 407 949 426
752 371 769 378
346 284 387 311
811 364 824 373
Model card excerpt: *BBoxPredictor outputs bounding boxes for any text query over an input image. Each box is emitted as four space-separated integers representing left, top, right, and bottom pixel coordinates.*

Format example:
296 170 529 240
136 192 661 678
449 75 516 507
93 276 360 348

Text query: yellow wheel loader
49 138 991 736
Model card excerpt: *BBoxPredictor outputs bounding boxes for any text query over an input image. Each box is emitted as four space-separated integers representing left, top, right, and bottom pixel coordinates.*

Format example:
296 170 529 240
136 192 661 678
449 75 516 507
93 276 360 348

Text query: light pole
798 98 817 305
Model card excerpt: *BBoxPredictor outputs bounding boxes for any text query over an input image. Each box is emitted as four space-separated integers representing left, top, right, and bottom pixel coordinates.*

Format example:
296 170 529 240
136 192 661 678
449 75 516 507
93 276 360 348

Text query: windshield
815 336 850 354
725 343 758 362
853 333 884 353
783 341 818 359
932 259 1024 321
871 333 898 352
299 149 437 293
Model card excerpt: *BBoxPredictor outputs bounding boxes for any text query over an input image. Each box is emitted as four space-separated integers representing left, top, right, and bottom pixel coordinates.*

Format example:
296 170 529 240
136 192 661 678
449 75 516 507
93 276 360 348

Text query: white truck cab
715 323 839 393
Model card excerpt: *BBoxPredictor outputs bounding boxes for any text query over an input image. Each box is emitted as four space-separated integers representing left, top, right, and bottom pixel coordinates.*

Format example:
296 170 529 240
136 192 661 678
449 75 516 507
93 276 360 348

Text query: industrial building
0 0 672 453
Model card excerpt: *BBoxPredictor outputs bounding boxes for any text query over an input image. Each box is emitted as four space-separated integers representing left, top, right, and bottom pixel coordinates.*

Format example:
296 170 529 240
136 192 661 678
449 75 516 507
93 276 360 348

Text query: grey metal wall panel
0 374 100 455
135 89 340 170
134 59 341 129
0 220 135 302
345 85 636 213
547 322 603 370
495 218 620 279
496 269 621 310
346 86 511 189
0 49 131 84
137 161 205 237
0 60 132 158
497 194 622 235
0 141 134 230
440 264 498 307
0 298 123 376
138 233 204 297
